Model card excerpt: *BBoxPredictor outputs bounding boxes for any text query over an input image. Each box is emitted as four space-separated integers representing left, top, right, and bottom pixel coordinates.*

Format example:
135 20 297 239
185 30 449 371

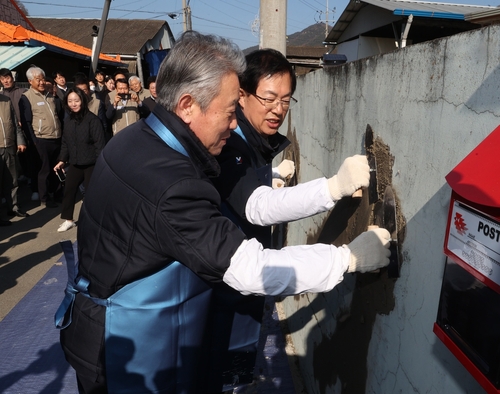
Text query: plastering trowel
370 185 400 278
383 185 400 278
352 124 378 203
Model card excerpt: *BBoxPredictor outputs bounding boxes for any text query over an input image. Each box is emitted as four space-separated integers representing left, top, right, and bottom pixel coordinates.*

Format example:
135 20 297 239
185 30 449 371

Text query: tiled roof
287 46 327 58
0 20 122 65
30 18 171 55
0 0 31 29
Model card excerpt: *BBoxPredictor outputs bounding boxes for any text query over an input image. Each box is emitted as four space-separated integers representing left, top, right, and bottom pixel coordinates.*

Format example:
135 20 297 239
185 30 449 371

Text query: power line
198 0 250 26
191 14 251 32
22 1 181 17
308 0 336 13
218 0 256 14
297 0 319 11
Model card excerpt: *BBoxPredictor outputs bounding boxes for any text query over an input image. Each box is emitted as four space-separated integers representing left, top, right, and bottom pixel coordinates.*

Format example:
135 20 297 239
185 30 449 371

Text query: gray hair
128 75 140 84
26 66 45 81
156 31 246 112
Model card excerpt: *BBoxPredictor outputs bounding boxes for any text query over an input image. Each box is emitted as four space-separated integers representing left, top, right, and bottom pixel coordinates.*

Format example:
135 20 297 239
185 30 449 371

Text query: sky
21 0 500 50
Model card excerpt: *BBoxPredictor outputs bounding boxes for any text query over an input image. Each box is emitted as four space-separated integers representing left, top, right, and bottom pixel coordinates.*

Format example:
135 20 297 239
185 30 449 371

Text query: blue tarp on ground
0 243 296 394
0 258 77 394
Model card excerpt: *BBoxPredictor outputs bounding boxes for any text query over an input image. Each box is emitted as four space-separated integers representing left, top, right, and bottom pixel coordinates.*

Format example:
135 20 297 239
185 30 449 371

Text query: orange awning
0 21 124 66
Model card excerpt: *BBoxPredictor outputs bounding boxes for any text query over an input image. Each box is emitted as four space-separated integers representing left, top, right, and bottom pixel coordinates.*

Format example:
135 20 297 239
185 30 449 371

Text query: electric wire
218 0 256 14
23 1 182 17
198 0 251 26
191 15 251 32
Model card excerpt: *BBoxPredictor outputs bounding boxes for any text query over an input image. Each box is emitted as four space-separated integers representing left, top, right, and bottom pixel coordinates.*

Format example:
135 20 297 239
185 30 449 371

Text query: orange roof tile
0 20 121 64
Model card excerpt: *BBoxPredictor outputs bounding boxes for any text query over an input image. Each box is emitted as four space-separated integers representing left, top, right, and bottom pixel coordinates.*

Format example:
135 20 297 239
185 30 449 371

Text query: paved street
0 182 304 393
0 182 80 322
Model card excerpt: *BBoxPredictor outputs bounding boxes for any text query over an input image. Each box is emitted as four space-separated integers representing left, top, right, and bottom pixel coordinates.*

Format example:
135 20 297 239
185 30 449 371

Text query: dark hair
44 76 54 84
113 70 128 80
0 68 13 78
73 74 89 87
115 78 128 87
96 69 105 76
52 71 65 79
239 49 296 95
104 75 114 83
146 75 156 89
64 87 89 121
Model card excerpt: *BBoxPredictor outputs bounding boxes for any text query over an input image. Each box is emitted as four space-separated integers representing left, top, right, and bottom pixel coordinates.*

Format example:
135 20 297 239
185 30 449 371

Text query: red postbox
434 125 500 393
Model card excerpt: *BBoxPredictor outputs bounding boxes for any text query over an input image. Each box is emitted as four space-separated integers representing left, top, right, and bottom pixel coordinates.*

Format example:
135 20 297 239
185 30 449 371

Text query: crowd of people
3 31 392 394
49 31 392 394
0 66 155 230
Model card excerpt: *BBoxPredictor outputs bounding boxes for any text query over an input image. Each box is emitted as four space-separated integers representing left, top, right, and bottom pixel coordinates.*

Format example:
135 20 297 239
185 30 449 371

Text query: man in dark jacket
53 71 68 101
210 49 377 389
57 31 391 394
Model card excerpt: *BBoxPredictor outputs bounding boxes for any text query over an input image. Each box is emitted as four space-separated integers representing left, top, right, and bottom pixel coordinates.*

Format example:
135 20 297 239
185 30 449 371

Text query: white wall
281 23 500 393
358 36 399 60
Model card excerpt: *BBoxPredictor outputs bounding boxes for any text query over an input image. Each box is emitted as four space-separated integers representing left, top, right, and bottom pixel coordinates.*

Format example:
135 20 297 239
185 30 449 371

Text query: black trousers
61 164 94 220
35 137 61 202
76 373 107 394
0 146 19 211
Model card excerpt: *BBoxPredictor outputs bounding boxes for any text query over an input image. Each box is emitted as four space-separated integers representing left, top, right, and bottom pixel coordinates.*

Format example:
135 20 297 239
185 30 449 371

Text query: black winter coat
58 110 105 165
212 106 290 248
60 105 246 384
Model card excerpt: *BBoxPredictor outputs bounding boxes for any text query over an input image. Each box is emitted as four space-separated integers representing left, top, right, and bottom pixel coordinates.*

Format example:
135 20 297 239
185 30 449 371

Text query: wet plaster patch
295 125 406 393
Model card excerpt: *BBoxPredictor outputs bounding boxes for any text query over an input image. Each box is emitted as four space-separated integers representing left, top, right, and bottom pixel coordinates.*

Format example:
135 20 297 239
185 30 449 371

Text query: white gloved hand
327 155 370 201
272 178 285 189
272 159 295 180
343 228 391 273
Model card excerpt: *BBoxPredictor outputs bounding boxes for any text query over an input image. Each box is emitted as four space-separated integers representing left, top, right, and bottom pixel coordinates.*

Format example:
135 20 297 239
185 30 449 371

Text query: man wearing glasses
210 49 371 390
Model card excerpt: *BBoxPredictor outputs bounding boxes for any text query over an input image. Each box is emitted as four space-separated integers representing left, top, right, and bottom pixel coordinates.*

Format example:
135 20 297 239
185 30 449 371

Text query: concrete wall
281 23 500 393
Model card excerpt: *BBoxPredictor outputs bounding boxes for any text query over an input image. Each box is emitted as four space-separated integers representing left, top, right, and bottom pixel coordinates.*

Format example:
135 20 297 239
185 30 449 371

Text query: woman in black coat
53 87 105 232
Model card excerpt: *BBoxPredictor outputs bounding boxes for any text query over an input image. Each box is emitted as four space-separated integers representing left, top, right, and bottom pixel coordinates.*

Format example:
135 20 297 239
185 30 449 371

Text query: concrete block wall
280 23 500 393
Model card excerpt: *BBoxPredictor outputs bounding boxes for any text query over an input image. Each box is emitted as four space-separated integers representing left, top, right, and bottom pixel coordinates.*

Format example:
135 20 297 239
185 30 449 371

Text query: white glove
343 228 391 273
327 155 370 201
272 178 285 189
272 159 295 180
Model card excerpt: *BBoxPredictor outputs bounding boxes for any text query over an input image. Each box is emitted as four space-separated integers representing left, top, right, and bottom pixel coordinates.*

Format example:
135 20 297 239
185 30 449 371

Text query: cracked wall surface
277 23 500 393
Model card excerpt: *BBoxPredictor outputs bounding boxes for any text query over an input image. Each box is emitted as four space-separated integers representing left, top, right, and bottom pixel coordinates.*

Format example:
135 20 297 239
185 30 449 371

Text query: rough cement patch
295 124 407 393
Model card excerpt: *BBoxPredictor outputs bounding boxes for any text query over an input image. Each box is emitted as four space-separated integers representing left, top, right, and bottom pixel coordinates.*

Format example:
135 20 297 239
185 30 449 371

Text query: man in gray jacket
0 94 28 219
19 66 63 208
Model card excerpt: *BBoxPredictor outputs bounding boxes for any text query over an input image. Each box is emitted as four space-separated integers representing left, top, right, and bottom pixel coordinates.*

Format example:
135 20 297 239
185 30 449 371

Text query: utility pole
90 0 112 78
183 0 192 31
259 0 287 56
325 0 329 38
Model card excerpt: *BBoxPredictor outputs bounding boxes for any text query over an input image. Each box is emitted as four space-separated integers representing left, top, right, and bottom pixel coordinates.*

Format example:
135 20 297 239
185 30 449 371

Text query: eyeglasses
252 93 297 110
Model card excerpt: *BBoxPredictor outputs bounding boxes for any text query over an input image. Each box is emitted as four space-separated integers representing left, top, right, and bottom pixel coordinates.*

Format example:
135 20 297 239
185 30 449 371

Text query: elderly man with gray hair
57 31 390 393
19 66 63 208
128 74 150 101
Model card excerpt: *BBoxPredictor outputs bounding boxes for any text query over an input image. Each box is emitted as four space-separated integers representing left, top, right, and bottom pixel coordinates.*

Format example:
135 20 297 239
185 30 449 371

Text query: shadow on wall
279 123 408 393
465 62 500 115
307 198 398 394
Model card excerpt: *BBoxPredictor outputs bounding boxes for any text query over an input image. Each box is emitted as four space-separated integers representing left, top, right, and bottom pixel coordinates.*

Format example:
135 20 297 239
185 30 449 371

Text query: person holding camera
53 87 105 232
106 78 149 136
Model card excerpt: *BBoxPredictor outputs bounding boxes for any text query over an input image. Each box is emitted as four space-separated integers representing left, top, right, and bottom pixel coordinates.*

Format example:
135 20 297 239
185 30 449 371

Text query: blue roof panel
0 45 45 70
